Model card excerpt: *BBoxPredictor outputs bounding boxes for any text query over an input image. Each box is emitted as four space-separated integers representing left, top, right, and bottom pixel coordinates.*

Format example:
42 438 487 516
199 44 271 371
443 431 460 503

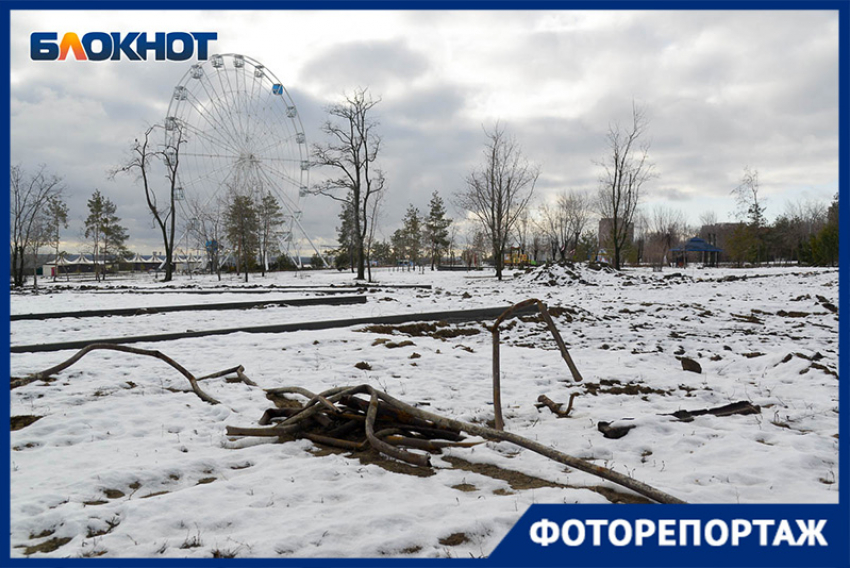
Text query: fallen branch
536 393 578 418
666 401 761 423
228 384 686 504
28 343 221 405
492 299 583 430
197 365 258 387
599 401 762 439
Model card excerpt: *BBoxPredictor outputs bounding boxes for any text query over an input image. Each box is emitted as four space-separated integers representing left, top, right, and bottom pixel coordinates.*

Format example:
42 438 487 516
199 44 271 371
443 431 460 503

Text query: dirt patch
354 362 372 371
306 443 437 478
353 448 436 478
731 313 763 325
582 379 670 397
451 483 478 492
21 537 72 556
442 455 652 504
87 516 121 538
439 533 470 546
11 415 42 431
804 363 838 377
359 321 481 341
103 489 125 499
776 310 811 318
444 455 563 490
399 546 423 554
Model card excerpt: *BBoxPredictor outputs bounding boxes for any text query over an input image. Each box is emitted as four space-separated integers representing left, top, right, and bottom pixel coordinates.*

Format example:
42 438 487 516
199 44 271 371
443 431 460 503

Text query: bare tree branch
596 102 654 270
456 123 538 280
310 89 385 281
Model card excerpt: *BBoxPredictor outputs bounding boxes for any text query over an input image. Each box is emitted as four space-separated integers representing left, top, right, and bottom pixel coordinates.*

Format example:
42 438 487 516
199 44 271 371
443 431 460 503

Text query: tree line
317 95 837 278
9 162 303 287
10 164 132 287
12 91 838 288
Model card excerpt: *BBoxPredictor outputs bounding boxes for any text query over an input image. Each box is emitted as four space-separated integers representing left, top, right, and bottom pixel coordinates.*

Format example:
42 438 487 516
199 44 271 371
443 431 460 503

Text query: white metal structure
164 53 325 267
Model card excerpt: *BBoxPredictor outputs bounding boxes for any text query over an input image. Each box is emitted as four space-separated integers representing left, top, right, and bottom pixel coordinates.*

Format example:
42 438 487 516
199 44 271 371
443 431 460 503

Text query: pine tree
335 199 356 271
45 196 69 280
400 205 423 268
225 193 260 282
84 190 129 281
257 192 285 276
424 191 452 270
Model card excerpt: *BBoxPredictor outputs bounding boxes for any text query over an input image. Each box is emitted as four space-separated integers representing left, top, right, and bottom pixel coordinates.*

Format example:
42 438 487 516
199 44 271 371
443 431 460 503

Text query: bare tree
10 164 65 288
596 103 654 270
536 200 567 262
698 210 718 229
365 185 385 282
646 205 687 267
186 195 226 280
457 123 539 280
733 166 766 227
111 123 185 282
538 189 593 262
731 166 767 264
311 89 386 281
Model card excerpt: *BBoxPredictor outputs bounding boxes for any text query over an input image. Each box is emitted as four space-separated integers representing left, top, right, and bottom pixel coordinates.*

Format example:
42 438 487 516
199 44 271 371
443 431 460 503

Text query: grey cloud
300 39 430 94
9 10 838 252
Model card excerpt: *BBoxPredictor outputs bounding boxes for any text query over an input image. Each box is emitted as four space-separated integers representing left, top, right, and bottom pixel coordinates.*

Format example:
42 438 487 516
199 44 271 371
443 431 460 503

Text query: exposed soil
21 537 72 556
11 415 42 431
359 321 481 340
442 455 652 504
582 378 670 397
439 533 470 546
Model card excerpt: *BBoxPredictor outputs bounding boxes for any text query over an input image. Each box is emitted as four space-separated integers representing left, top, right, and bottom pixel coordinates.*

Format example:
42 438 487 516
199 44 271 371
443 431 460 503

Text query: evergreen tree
45 196 69 274
399 205 423 267
812 194 839 266
390 227 407 267
45 195 69 281
424 191 452 270
225 193 260 282
335 199 356 272
370 240 393 266
84 190 129 281
257 192 285 276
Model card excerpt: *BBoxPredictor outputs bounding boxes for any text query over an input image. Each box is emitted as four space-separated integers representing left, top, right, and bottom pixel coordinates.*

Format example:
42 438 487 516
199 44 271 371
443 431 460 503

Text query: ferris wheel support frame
164 52 331 272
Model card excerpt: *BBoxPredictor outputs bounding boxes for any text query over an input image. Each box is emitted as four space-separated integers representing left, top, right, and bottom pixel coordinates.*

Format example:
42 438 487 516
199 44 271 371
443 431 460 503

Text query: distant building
699 222 744 264
598 218 634 248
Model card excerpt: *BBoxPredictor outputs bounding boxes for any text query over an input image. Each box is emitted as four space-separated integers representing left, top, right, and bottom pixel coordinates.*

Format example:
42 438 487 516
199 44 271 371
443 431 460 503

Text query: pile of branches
226 384 686 504
226 385 481 468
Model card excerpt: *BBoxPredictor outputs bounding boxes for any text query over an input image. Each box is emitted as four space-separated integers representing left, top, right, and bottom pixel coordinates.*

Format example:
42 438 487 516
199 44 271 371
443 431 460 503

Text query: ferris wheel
164 53 324 267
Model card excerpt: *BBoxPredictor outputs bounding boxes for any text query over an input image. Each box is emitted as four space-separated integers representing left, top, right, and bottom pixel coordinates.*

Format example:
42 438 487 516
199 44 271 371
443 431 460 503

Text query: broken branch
29 343 220 405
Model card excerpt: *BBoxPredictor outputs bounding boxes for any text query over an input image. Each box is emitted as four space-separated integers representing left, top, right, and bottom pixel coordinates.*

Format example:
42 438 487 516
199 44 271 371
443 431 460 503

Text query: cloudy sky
9 9 839 255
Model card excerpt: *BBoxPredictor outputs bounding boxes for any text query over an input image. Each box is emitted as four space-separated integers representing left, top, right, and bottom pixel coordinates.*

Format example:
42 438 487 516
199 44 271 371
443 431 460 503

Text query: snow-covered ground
9 264 839 558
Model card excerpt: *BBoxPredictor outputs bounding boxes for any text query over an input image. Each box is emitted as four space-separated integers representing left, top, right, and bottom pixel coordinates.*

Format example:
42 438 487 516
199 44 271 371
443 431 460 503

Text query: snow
9 264 839 558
